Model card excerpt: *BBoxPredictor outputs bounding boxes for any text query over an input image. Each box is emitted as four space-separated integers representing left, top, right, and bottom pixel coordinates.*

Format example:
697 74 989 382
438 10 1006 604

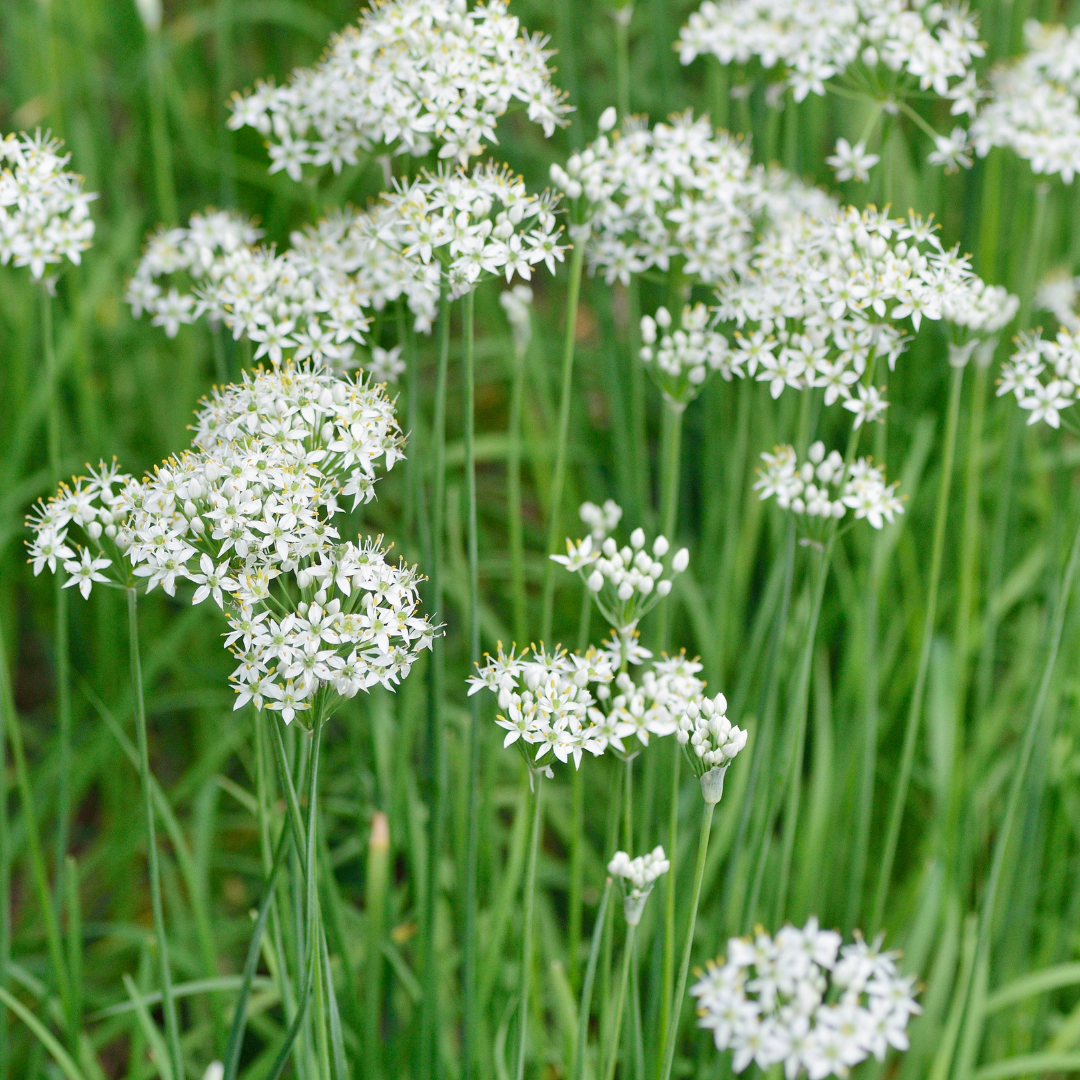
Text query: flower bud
104 524 117 539
653 535 669 557
87 521 103 540
618 581 634 600
587 570 604 592
598 106 618 133
656 579 672 597
672 548 689 573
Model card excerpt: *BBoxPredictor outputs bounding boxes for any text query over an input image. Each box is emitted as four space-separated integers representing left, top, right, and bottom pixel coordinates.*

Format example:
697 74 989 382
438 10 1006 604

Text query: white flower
971 21 1080 184
692 921 920 1079
927 127 973 172
639 303 734 404
63 548 112 599
579 499 623 542
0 131 96 279
609 845 669 924
500 284 534 355
376 162 565 300
826 139 880 183
755 442 903 531
843 383 889 428
229 0 570 174
553 520 687 634
367 345 406 385
714 205 1016 407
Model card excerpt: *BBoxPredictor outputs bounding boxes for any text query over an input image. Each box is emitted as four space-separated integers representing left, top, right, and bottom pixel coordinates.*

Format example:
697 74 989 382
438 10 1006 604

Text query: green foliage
3 1 1080 1079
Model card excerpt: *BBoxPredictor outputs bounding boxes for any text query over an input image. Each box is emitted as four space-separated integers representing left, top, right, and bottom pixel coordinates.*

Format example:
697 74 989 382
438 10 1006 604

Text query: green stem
463 287 482 1080
128 588 183 1080
214 0 236 205
956 504 1080 1080
627 278 650 530
541 242 586 644
419 277 451 1080
146 30 178 225
871 361 964 932
366 812 390 1080
658 739 679 1052
516 772 545 1080
603 923 636 1080
0 639 7 1080
568 763 585 993
508 328 529 646
614 7 632 119
658 798 716 1080
305 710 327 1080
575 878 614 1080
656 401 684 652
42 289 72 884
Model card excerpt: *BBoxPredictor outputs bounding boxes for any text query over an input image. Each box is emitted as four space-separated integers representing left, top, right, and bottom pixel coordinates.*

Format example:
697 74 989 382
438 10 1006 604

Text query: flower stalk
515 770 545 1080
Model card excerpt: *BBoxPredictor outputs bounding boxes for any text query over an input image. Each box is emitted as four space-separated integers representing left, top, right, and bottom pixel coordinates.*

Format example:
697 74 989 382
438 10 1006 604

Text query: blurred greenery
5 1 1080 1079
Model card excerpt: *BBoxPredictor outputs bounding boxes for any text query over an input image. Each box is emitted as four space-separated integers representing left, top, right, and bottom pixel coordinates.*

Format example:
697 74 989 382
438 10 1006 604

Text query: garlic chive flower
551 523 688 636
715 206 1018 408
26 460 139 599
467 643 615 771
499 284 534 355
0 130 96 280
608 847 669 925
825 138 880 184
640 303 733 406
691 919 921 1080
375 161 565 298
971 21 1080 184
127 209 373 366
675 690 747 795
549 110 766 287
755 442 904 532
1034 268 1080 333
678 0 982 173
998 328 1080 429
229 0 571 175
579 499 623 542
588 652 711 757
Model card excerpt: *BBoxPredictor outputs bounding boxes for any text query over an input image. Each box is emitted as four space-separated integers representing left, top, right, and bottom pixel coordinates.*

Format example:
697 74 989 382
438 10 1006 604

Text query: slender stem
623 757 634 852
516 772 545 1080
603 923 636 1080
306 713 329 1080
568 763 585 993
658 798 716 1080
366 812 390 1080
541 242 586 644
43 288 73 885
146 29 178 225
871 362 964 932
214 0 236 205
656 401 684 650
0 641 7 1080
659 738 680 1044
128 588 183 1080
614 7 631 119
398 300 421 551
575 877 614 1080
463 288 483 1080
958 502 1080 1080
420 277 451 1080
627 278 650 530
508 330 529 646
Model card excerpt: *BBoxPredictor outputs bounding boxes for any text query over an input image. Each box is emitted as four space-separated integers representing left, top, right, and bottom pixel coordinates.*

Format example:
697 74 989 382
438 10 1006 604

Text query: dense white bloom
229 0 570 174
971 21 1080 183
500 284 534 355
1035 269 1080 332
579 499 623 542
678 0 982 108
552 112 775 286
467 643 615 769
28 363 435 715
640 303 733 405
714 205 1018 408
826 139 879 183
927 126 974 172
692 920 920 1079
755 442 904 530
375 162 565 298
367 345 406 384
609 846 669 924
0 131 96 279
998 328 1080 429
552 522 687 634
674 688 747 781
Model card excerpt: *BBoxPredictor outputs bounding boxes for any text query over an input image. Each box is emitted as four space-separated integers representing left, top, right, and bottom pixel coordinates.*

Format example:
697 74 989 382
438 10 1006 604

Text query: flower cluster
229 0 570 174
579 499 623 542
971 21 1080 184
0 130 96 280
677 0 983 111
28 362 436 719
1035 269 1080 333
551 525 688 635
755 443 904 530
375 162 565 298
998 328 1080 429
608 846 669 924
691 919 921 1080
675 690 747 788
500 284 534 355
640 303 734 405
550 111 766 286
715 206 1018 411
467 644 615 769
